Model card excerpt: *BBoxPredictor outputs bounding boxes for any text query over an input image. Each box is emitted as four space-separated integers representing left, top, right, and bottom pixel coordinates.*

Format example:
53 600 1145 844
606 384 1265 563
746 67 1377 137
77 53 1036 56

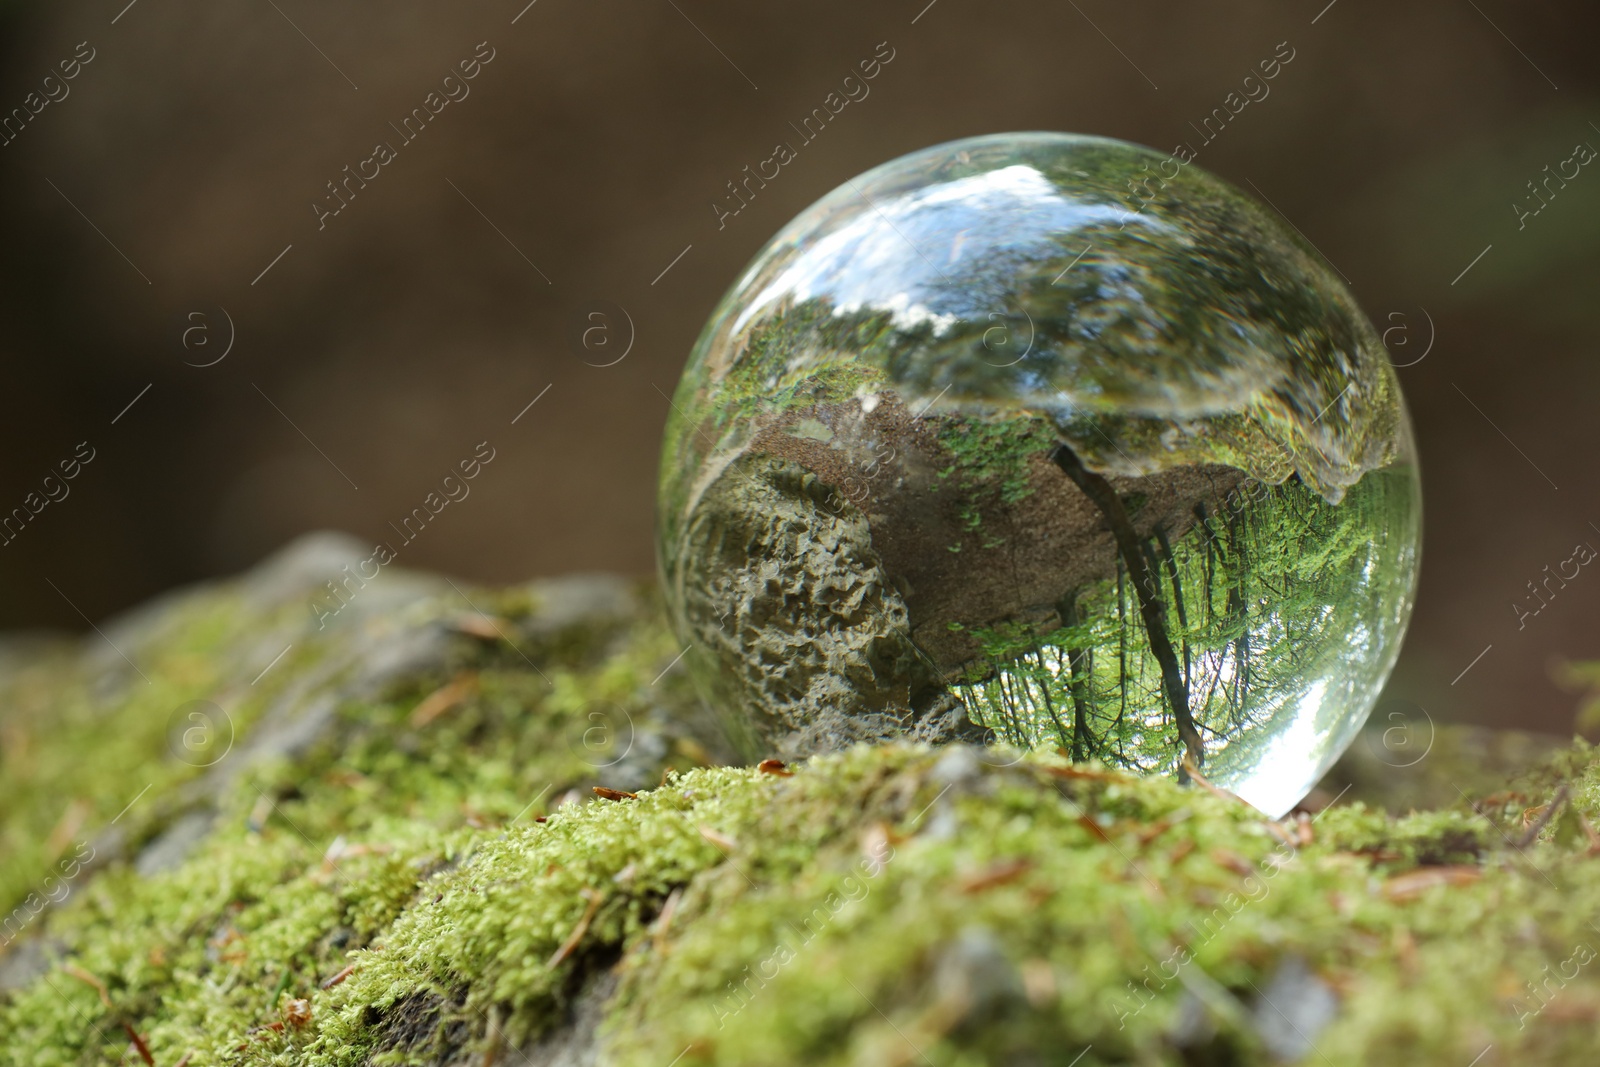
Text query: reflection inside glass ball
658 132 1420 817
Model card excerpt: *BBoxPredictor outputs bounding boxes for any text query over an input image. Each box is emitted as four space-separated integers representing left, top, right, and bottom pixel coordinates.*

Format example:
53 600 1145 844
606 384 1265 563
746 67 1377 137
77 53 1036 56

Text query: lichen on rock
667 454 983 762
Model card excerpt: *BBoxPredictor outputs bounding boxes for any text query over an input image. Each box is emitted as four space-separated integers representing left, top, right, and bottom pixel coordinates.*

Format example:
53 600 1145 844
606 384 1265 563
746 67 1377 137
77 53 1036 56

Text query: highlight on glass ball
657 132 1421 817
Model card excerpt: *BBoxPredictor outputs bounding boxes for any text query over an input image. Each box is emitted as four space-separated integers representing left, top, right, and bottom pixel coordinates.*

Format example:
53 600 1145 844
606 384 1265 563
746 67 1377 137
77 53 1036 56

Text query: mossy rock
2 534 1597 1066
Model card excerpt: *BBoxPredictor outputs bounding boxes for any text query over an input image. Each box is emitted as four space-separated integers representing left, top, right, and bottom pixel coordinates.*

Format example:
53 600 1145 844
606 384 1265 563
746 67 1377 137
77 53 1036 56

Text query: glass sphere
657 132 1420 816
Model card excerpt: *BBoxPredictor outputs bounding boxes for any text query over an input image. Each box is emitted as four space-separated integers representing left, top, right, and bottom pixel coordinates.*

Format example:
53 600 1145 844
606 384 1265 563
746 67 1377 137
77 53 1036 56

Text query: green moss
0 588 315 923
600 749 1600 1067
935 413 1055 507
9 562 1600 1065
927 413 1056 560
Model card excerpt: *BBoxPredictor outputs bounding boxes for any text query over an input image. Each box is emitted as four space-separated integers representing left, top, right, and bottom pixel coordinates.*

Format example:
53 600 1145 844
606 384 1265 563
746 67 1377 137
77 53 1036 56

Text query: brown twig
320 963 357 990
698 825 738 851
592 787 637 802
1578 810 1600 855
651 887 683 955
1513 784 1571 849
120 1021 155 1067
408 673 478 728
1179 755 1298 847
1210 848 1256 878
1076 815 1112 843
451 613 506 640
546 888 604 970
1041 764 1134 784
1179 755 1248 808
482 1004 503 1067
958 858 1034 893
1383 865 1481 902
62 963 112 1009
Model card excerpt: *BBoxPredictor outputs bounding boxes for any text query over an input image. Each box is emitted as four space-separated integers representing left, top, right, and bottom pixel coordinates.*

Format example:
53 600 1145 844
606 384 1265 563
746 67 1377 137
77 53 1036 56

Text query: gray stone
135 810 216 877
930 926 1025 1027
1250 955 1338 1062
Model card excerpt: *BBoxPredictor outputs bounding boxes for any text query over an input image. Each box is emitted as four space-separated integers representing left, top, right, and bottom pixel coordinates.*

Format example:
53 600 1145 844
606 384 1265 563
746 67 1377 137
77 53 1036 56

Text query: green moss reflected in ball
657 132 1420 817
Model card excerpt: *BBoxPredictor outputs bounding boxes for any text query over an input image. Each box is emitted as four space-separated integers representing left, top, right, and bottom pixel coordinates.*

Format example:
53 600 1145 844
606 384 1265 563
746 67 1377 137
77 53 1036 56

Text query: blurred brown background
0 0 1596 735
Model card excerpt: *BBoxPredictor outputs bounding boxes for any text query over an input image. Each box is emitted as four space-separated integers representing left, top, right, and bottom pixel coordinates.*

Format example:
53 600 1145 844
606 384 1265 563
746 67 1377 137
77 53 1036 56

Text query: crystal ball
657 132 1420 816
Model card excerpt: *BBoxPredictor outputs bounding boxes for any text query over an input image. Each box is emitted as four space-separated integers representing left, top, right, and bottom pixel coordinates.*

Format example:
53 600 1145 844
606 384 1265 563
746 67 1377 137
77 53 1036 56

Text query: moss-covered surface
4 538 1600 1065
